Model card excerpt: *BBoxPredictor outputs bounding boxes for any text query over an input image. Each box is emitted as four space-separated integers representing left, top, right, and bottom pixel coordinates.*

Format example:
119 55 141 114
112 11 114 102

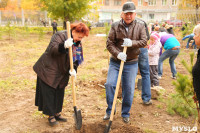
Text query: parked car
165 20 185 27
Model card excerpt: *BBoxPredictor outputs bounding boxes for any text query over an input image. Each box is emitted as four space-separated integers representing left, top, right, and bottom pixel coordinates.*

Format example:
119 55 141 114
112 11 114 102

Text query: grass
0 78 35 92
0 28 50 95
90 27 106 34
32 110 45 119
156 104 162 109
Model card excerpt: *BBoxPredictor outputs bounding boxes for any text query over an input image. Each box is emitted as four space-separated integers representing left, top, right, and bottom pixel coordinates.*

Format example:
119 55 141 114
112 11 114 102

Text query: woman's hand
69 69 76 77
64 38 74 48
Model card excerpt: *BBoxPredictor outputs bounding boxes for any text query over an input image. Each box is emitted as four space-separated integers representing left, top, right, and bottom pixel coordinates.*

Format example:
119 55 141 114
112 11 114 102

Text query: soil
0 32 198 133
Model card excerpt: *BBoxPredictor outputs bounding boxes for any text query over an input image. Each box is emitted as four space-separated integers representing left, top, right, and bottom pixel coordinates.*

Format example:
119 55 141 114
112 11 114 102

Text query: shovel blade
104 121 112 133
73 109 82 130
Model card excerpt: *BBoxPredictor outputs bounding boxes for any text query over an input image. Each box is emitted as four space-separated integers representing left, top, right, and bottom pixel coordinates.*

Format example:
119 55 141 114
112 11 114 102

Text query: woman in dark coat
33 22 89 126
192 24 200 107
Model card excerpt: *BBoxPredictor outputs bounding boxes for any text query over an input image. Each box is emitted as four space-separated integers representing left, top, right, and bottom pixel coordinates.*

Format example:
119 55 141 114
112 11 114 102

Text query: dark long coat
33 31 78 89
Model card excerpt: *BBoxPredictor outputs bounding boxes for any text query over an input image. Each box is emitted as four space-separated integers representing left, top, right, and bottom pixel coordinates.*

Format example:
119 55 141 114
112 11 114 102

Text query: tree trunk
21 8 25 26
195 0 199 22
0 11 1 26
63 16 69 29
63 21 66 29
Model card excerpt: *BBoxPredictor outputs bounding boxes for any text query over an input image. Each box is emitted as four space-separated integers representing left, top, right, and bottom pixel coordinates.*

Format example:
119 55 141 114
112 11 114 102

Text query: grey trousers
149 65 159 86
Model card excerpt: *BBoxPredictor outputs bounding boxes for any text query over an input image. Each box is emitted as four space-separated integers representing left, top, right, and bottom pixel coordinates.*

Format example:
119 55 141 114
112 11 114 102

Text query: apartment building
98 0 179 23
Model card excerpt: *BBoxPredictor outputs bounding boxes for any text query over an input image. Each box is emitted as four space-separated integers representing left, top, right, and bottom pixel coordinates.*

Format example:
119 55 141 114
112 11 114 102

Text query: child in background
148 32 162 87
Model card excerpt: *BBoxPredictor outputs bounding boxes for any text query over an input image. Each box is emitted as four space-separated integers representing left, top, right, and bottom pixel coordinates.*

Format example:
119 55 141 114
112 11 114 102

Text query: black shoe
103 113 110 120
55 114 67 122
48 116 59 126
123 117 130 123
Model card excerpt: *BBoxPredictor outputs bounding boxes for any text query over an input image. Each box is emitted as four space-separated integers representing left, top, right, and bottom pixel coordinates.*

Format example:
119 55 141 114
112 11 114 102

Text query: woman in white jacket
148 32 162 87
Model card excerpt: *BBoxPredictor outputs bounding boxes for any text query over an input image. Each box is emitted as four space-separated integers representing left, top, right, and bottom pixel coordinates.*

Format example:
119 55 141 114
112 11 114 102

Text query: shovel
67 21 82 130
104 46 127 133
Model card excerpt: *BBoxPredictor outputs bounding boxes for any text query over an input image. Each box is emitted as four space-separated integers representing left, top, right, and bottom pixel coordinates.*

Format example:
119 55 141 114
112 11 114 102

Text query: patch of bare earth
0 33 197 133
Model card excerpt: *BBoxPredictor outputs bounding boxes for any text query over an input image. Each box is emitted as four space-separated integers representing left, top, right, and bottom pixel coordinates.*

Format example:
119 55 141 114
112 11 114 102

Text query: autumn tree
39 0 97 29
0 0 8 9
178 0 200 22
20 0 41 10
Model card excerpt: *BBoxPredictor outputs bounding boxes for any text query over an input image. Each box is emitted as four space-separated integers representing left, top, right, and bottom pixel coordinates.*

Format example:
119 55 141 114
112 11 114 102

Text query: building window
138 0 143 6
149 14 154 19
105 0 109 5
148 0 156 6
114 0 121 6
162 0 167 5
172 0 177 6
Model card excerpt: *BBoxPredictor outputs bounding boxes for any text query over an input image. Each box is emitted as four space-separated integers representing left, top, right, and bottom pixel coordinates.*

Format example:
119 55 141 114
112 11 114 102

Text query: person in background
181 23 187 32
41 19 47 27
154 26 160 33
182 33 197 49
192 24 200 108
158 32 180 79
165 24 174 35
151 21 158 32
159 22 167 32
103 2 147 123
33 23 89 126
148 32 162 87
136 17 152 105
51 20 58 34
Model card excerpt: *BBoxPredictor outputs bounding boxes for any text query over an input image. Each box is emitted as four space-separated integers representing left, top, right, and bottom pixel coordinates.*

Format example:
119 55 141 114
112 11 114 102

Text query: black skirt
35 76 65 116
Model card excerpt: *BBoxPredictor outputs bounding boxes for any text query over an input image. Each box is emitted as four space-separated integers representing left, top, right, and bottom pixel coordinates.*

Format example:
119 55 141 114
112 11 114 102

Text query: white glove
64 38 73 48
122 38 132 47
117 52 127 62
69 69 76 77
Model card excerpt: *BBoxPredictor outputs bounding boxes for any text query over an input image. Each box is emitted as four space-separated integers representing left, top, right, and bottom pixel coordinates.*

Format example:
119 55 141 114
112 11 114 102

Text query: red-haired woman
33 22 89 126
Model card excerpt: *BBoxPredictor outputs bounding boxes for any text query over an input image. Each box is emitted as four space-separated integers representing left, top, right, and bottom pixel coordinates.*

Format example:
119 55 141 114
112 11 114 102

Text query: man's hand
69 69 76 77
122 38 132 47
117 52 127 62
64 38 74 48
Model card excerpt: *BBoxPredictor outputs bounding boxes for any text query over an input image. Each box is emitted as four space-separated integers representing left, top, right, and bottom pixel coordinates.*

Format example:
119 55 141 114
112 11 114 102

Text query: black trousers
35 77 65 116
53 27 57 34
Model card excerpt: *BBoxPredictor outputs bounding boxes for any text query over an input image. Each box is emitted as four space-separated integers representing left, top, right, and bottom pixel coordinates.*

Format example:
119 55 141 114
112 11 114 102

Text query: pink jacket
148 41 162 65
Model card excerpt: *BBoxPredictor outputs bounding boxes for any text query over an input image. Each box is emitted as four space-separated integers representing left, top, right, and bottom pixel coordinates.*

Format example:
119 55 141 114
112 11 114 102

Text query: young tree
40 0 97 29
169 53 200 121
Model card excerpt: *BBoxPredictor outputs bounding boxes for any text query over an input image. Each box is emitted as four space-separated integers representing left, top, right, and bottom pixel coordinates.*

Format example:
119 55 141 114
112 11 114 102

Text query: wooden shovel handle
110 46 127 121
67 21 76 106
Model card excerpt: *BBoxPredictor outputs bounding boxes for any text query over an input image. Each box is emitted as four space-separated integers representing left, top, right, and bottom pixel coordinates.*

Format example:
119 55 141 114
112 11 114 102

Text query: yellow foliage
21 0 40 10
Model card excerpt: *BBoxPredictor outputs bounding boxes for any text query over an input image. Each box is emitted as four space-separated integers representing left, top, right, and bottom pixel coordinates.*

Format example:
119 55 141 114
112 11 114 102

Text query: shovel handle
110 46 127 121
67 21 76 106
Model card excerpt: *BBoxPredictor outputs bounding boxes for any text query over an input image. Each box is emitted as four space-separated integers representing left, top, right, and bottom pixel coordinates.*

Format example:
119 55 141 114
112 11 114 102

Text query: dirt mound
74 121 143 133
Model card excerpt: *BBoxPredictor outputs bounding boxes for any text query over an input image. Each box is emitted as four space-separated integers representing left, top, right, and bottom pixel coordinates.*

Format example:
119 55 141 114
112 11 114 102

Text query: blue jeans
182 34 197 49
138 48 151 102
186 37 196 49
105 58 138 118
158 49 180 77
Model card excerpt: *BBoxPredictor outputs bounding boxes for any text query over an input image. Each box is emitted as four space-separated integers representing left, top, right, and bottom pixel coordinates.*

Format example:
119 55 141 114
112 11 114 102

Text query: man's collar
122 19 134 27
